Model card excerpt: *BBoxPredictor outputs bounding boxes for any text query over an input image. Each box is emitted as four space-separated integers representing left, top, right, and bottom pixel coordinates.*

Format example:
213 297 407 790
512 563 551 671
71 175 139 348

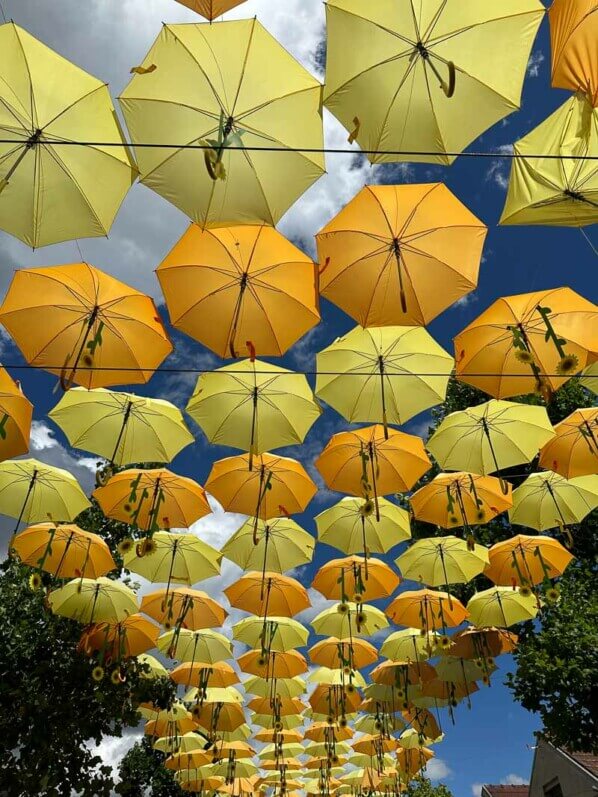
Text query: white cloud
452 293 479 310
485 144 514 192
502 774 528 785
527 50 545 78
471 784 483 797
425 758 453 781
86 731 141 779
28 420 98 492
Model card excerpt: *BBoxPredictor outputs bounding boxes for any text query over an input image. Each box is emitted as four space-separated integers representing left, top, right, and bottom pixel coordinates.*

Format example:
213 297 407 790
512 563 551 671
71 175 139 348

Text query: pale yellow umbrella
0 23 136 248
581 361 598 394
311 602 389 639
221 517 315 573
232 616 309 653
467 587 539 628
157 628 232 663
509 471 598 531
395 536 489 588
380 629 440 663
48 576 138 624
176 1 246 19
123 531 222 588
315 496 411 555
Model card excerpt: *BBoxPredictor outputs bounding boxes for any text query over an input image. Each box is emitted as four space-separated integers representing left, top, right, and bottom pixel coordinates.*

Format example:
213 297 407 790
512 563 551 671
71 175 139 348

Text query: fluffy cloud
28 420 98 493
425 758 453 782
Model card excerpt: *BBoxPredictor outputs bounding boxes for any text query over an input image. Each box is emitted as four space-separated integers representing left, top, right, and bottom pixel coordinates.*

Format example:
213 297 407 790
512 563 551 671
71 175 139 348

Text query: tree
116 737 184 797
405 777 454 797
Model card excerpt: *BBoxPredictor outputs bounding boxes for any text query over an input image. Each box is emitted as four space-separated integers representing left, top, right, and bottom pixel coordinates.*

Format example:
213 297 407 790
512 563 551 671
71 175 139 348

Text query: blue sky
0 1 596 795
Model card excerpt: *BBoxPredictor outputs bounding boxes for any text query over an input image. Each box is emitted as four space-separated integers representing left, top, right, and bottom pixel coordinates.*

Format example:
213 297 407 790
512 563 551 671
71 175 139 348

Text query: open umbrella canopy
158 628 232 663
500 92 598 227
315 496 411 556
138 654 169 680
78 613 159 660
549 0 598 105
0 23 136 248
448 626 518 660
205 453 317 519
0 263 172 389
323 0 543 164
539 407 598 478
308 667 367 689
454 288 597 398
0 367 32 462
311 602 389 639
225 572 311 618
581 361 598 394
467 587 539 628
119 19 324 227
141 587 227 630
11 522 115 579
245 676 306 700
158 224 320 359
316 183 487 327
410 472 512 529
153 731 208 754
386 589 468 632
312 556 399 602
427 400 555 476
171 661 238 689
396 537 489 588
94 468 211 531
308 637 378 671
316 325 453 430
485 534 574 587
49 388 194 467
221 517 315 573
187 359 321 461
380 629 440 663
238 649 308 679
175 1 247 19
124 531 222 586
232 616 309 653
49 576 138 624
0 458 90 526
509 471 598 530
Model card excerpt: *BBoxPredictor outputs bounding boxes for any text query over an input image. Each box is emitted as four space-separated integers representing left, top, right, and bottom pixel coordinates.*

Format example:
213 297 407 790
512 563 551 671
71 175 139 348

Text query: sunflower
556 353 579 375
192 705 202 720
514 349 535 365
137 537 157 557
353 593 363 604
342 666 352 676
28 572 42 591
91 665 105 682
482 674 490 686
346 683 355 694
117 538 134 556
448 515 459 526
475 509 486 522
439 635 452 650
545 586 560 603
338 717 348 728
331 754 339 765
111 668 123 685
337 603 349 614
518 585 533 598
163 620 173 631
360 499 375 518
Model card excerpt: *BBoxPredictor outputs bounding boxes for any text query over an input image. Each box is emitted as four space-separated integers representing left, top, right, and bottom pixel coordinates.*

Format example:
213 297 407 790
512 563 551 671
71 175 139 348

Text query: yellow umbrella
0 23 136 248
49 576 138 624
0 263 171 389
138 653 169 679
245 677 306 700
395 537 489 588
315 496 411 555
49 388 194 467
153 731 208 754
467 587 538 628
11 522 115 579
157 224 320 359
500 92 598 227
454 288 597 398
485 534 574 587
509 471 598 531
380 629 440 663
316 183 487 327
448 626 518 660
187 359 321 466
221 516 314 574
0 458 90 530
581 361 598 394
0 368 32 461
427 400 555 478
141 586 227 630
78 614 159 662
323 1 544 165
119 19 324 227
124 531 222 588
311 602 389 639
308 667 367 689
176 1 246 19
316 326 453 434
232 616 309 653
94 468 211 532
158 628 232 663
539 408 598 478
205 453 317 519
550 0 598 105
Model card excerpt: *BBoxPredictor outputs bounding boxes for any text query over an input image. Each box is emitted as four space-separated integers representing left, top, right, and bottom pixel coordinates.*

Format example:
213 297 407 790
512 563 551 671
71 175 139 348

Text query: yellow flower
137 537 157 557
337 603 349 614
117 538 134 556
92 665 105 682
519 585 532 598
439 635 452 650
514 349 535 365
556 354 579 375
360 499 375 518
338 717 348 728
111 668 123 685
545 586 560 603
475 509 486 522
353 593 363 604
448 515 459 526
28 572 42 591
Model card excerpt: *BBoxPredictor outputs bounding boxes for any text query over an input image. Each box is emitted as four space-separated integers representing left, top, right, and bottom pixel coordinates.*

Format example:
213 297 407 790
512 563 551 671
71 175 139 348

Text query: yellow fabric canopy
550 0 598 105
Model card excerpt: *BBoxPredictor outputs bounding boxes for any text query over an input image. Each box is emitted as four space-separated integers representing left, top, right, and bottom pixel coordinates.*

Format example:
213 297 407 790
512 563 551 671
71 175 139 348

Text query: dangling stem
13 469 38 535
391 238 407 314
368 442 381 522
228 273 249 359
378 355 389 440
110 400 134 466
481 417 509 495
248 385 259 471
60 306 101 391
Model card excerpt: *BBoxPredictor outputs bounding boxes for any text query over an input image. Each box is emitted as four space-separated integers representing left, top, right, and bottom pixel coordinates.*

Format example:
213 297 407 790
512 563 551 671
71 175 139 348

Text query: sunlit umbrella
395 537 489 587
158 628 232 663
467 587 539 628
153 731 208 754
78 613 158 661
323 1 543 164
0 368 32 462
254 728 304 744
386 589 468 633
308 667 367 689
225 572 310 617
138 653 169 680
427 400 555 478
232 615 309 653
308 637 378 671
141 587 227 630
448 626 518 660
176 1 246 19
171 661 238 690
158 224 320 359
187 359 320 467
454 288 597 398
312 556 399 602
539 408 598 478
0 458 90 530
410 472 512 530
221 517 314 574
194 702 247 735
509 471 598 530
305 721 354 743
0 23 136 248
311 602 389 639
0 263 171 389
119 19 324 227
49 576 138 624
94 468 211 532
49 388 194 467
315 496 410 556
370 660 436 688
165 750 212 771
485 534 574 587
245 676 306 700
581 361 598 394
435 656 493 685
500 93 598 227
380 629 440 663
317 183 487 326
316 325 453 434
11 522 115 579
550 0 598 104
238 649 308 679
205 453 317 519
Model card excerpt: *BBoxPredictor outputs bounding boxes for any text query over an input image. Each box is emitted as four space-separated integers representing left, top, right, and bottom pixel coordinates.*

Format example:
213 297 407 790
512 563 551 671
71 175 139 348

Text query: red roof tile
482 787 529 797
565 750 598 778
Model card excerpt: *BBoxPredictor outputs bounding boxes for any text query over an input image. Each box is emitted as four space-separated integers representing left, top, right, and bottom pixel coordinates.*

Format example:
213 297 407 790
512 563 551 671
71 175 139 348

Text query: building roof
564 749 598 779
481 787 529 797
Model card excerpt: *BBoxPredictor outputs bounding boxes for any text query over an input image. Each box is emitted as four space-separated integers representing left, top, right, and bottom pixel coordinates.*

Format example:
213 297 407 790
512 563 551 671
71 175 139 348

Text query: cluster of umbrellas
0 1 597 797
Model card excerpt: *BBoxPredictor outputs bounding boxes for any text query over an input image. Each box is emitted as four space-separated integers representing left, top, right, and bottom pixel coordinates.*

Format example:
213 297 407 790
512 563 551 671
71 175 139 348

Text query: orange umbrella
386 589 468 633
410 472 512 529
454 288 597 399
141 587 227 630
315 425 431 518
238 650 308 679
0 263 172 389
352 734 399 755
164 750 212 771
485 534 574 587
309 684 362 716
254 728 304 744
398 746 434 777
225 572 310 617
78 614 159 661
448 626 518 660
94 468 211 532
247 697 307 716
312 556 399 602
11 522 115 579
170 661 238 690
550 0 598 105
0 368 32 461
157 224 319 359
145 716 197 738
304 722 354 743
205 453 317 519
370 661 436 687
421 679 479 702
308 637 378 670
193 701 246 733
316 183 487 327
175 0 247 20
539 407 598 478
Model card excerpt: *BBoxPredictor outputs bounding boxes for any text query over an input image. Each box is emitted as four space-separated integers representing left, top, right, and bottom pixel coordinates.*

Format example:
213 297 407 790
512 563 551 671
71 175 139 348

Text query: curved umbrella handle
444 61 456 98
